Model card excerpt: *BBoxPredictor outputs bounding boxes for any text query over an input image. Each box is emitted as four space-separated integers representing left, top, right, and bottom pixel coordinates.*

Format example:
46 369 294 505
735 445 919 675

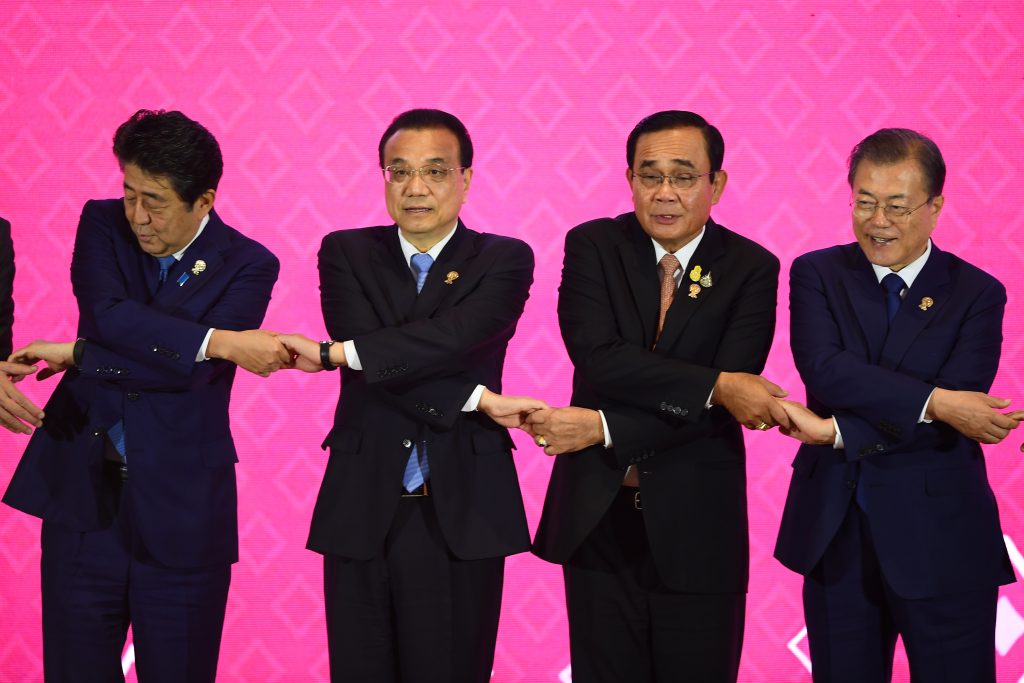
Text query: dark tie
157 255 177 287
881 272 905 324
402 252 435 492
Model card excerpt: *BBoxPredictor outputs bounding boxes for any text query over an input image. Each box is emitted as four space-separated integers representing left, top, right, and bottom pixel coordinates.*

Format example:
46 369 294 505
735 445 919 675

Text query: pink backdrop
2 1 1024 681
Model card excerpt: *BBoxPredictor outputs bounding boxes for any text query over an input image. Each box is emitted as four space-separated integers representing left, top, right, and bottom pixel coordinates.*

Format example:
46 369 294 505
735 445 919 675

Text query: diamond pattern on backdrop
1 3 1023 682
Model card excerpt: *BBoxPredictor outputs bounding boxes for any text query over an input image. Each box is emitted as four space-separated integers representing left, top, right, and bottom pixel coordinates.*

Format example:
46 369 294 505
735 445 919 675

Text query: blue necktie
109 256 178 460
402 253 434 492
881 272 905 324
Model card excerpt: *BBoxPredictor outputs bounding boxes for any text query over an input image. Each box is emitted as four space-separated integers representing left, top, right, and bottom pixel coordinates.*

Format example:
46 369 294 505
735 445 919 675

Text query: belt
618 487 642 510
103 459 129 481
401 481 429 498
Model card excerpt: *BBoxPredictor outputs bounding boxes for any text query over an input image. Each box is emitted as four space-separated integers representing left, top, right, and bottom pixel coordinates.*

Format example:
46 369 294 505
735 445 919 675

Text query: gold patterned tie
655 253 681 344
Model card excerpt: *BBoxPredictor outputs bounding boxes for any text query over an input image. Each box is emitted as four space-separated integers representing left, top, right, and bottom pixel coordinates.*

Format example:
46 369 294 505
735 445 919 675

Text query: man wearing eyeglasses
774 128 1022 682
275 108 544 682
529 110 786 682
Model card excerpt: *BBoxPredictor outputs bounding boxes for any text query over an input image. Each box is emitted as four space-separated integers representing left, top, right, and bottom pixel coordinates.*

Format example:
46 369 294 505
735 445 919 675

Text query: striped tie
402 252 435 492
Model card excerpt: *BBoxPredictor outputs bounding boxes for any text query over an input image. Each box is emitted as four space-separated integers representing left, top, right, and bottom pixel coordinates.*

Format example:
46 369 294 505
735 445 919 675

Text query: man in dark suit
0 216 45 434
275 109 545 683
3 110 289 683
774 128 1023 682
528 111 787 683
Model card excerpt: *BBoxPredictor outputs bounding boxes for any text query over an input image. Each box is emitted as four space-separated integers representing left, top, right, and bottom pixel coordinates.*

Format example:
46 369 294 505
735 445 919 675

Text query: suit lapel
617 215 659 348
412 223 475 319
845 246 889 363
655 220 726 352
879 245 952 369
370 226 417 320
151 210 230 310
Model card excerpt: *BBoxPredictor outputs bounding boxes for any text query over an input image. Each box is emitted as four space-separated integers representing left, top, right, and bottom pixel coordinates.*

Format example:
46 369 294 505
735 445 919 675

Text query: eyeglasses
851 198 931 221
383 164 465 184
630 170 715 190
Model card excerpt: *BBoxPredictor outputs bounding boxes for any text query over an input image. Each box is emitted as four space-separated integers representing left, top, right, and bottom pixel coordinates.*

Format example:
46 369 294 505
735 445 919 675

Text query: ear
192 189 216 217
710 170 728 205
624 167 633 188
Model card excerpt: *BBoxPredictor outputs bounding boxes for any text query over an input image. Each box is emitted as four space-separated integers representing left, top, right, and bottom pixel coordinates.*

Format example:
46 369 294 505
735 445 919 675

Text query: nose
404 171 429 195
869 205 891 226
126 196 151 225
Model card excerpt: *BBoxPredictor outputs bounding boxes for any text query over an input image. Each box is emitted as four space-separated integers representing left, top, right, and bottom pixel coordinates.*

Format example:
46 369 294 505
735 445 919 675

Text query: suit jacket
533 213 780 594
3 199 279 569
307 221 533 561
774 242 1015 599
0 217 13 359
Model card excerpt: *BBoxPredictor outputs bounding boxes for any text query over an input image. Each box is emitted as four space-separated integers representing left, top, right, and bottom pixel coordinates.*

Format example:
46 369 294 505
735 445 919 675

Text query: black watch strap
320 340 337 371
73 338 86 367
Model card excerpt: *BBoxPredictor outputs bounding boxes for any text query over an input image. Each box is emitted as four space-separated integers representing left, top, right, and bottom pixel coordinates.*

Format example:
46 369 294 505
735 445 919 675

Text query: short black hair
112 109 223 207
847 128 946 198
378 109 473 169
626 110 725 175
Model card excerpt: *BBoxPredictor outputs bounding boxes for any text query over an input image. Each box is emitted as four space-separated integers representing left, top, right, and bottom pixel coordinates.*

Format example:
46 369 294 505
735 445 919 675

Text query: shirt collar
170 213 210 261
651 224 706 270
398 223 458 270
870 239 931 289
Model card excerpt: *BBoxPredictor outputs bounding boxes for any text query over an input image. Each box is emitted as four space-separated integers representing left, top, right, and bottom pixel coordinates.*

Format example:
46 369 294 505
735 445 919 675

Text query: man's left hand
525 407 604 455
0 362 44 434
477 388 549 430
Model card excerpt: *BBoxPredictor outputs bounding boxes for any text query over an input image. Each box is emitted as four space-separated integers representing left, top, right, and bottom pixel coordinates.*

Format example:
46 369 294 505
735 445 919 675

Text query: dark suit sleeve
71 201 279 388
320 232 533 388
790 255 1002 461
559 226 778 465
0 218 13 359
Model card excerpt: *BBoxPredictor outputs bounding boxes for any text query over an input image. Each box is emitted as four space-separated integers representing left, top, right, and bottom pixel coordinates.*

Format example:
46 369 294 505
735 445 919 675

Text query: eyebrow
388 156 448 165
856 189 909 200
638 159 697 170
123 183 168 201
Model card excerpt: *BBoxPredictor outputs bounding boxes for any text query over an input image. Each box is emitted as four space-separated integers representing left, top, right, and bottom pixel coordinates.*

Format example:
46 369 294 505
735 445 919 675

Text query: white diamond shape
159 4 213 68
962 11 1018 77
476 8 532 72
996 596 1024 656
638 11 693 70
318 8 373 71
556 9 613 73
718 10 773 74
798 11 854 75
788 625 812 672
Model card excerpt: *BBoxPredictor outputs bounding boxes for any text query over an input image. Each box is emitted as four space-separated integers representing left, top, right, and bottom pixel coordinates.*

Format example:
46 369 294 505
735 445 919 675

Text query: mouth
652 214 680 224
404 207 433 215
869 236 895 244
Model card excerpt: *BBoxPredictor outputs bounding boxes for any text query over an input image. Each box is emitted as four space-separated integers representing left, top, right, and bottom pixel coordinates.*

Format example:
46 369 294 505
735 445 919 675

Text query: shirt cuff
463 384 486 412
198 329 214 362
705 388 714 410
920 388 935 424
832 417 844 449
343 340 361 371
598 409 613 448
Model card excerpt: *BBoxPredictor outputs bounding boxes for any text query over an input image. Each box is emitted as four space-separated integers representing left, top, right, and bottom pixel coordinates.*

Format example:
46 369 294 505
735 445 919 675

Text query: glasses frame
850 197 932 221
382 164 466 185
630 169 715 191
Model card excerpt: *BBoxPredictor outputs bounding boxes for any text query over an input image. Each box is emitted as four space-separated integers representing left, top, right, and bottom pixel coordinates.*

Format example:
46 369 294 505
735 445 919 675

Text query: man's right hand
711 371 791 430
0 361 44 434
926 388 1021 444
207 329 291 377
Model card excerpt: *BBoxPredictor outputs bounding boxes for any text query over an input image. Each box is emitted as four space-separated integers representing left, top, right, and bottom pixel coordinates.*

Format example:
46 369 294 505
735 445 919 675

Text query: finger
3 364 38 378
544 445 558 456
0 408 33 435
984 395 1012 409
767 400 791 429
4 390 44 424
525 411 547 425
761 378 789 398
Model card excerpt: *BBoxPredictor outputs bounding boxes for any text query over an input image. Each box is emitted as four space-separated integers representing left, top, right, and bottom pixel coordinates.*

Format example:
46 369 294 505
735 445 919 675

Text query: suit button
172 353 181 360
127 392 140 401
402 439 412 448
428 408 438 416
93 430 102 437
152 346 159 353
679 409 688 417
845 479 856 490
659 402 667 410
673 406 682 415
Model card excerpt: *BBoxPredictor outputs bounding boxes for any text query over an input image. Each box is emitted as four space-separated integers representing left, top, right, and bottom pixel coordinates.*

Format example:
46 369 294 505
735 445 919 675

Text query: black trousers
564 488 745 683
323 495 505 683
41 463 231 683
804 503 998 683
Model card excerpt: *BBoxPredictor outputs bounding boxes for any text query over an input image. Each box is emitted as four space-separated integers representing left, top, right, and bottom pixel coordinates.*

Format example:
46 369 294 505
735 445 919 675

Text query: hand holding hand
525 406 604 455
0 361 44 434
275 333 324 373
9 340 75 380
711 371 790 430
927 388 1020 444
207 329 291 376
776 399 836 445
477 388 549 430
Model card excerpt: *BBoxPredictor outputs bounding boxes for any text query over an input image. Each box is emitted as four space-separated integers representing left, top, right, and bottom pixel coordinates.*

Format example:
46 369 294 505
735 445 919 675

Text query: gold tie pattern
655 253 681 343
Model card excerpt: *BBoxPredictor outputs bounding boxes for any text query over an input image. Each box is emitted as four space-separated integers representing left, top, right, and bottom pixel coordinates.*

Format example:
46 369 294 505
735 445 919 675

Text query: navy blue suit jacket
3 199 279 569
0 217 13 359
774 242 1014 599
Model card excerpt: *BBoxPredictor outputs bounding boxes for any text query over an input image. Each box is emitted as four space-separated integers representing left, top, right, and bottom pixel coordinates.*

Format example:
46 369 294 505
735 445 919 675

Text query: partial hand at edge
477 388 549 431
9 340 74 381
0 362 44 434
775 399 836 445
926 388 1019 444
525 406 604 456
711 371 790 430
275 333 325 373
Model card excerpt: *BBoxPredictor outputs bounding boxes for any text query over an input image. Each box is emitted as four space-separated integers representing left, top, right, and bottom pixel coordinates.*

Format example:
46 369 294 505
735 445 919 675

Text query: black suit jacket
533 213 779 594
0 217 13 359
307 221 533 561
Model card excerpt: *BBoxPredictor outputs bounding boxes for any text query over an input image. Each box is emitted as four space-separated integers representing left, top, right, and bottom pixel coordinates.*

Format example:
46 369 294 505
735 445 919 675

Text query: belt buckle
401 481 429 498
633 491 642 510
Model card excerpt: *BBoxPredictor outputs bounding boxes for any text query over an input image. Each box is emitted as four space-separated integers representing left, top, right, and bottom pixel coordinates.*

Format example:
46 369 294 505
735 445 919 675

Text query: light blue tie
109 256 178 460
402 253 434 492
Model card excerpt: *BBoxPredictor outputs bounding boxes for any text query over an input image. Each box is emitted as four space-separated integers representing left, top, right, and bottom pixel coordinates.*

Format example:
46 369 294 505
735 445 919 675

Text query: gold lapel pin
689 265 702 282
444 271 459 285
919 296 934 311
699 272 713 288
688 283 701 299
191 259 207 276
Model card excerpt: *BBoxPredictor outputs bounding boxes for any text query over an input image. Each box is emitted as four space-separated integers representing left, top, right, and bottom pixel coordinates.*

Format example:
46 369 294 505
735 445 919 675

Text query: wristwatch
320 340 337 371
